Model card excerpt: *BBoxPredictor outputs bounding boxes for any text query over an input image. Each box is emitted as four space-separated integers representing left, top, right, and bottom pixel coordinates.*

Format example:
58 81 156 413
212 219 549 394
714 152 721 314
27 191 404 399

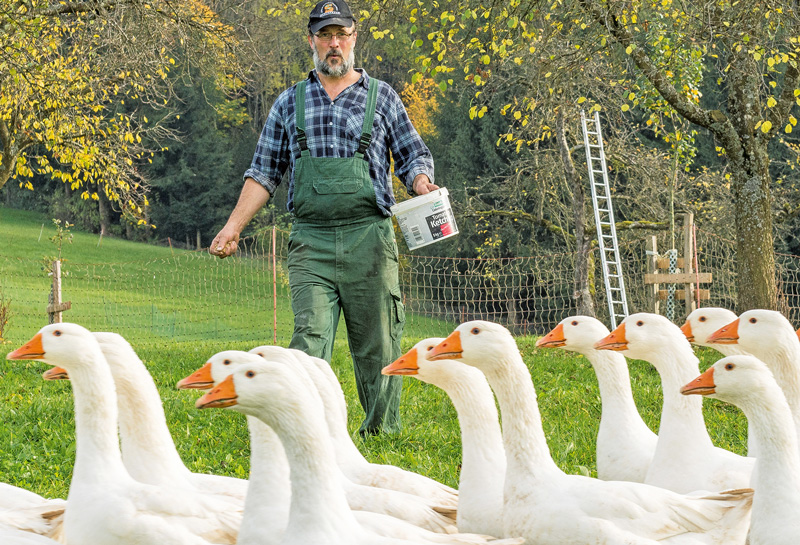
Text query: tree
408 0 800 311
0 0 244 225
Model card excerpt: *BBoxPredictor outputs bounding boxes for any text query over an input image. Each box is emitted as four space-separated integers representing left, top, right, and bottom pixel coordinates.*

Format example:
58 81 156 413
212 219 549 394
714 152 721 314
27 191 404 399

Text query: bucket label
427 210 454 240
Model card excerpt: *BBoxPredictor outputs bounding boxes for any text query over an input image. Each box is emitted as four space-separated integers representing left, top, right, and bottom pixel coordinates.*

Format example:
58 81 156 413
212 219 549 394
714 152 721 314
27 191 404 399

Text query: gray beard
313 48 354 78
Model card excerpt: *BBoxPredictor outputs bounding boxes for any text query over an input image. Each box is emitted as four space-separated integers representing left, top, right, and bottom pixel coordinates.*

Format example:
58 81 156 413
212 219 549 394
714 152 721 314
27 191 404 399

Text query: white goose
682 355 800 545
382 338 506 536
536 316 657 483
706 309 800 444
194 357 523 545
680 308 748 356
7 323 239 545
182 350 457 535
595 313 754 494
177 352 290 545
87 332 247 501
250 345 459 507
0 527 63 545
428 320 754 545
0 484 65 541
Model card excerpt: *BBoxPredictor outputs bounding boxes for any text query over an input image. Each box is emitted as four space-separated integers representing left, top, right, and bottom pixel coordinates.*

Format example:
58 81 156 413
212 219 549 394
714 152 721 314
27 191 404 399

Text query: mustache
325 49 342 58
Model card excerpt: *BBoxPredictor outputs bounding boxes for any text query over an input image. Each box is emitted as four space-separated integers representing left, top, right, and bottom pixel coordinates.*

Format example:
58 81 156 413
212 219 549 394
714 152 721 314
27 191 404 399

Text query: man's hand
210 228 240 258
412 174 439 195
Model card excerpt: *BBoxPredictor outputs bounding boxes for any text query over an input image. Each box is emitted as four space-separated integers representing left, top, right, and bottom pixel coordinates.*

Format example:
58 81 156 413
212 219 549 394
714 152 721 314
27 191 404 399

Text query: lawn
0 206 749 500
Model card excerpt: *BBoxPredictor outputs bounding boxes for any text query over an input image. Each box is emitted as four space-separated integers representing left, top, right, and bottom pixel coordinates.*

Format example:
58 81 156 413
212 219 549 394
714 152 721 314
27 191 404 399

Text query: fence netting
3 227 800 347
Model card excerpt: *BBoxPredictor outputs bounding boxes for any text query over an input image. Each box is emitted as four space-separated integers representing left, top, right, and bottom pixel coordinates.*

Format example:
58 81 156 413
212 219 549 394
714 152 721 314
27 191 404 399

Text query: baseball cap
308 0 356 34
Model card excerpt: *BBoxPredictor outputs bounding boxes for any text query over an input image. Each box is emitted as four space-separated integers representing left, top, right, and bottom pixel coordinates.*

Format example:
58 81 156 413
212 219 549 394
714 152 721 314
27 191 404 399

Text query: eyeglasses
314 31 354 43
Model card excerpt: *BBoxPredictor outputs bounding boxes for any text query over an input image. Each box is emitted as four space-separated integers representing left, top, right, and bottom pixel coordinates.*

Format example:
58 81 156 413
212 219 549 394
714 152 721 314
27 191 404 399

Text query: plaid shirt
243 69 434 216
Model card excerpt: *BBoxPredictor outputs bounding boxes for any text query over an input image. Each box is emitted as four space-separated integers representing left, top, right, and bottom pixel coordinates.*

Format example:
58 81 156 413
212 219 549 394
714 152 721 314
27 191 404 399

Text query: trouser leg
339 219 405 435
287 227 340 363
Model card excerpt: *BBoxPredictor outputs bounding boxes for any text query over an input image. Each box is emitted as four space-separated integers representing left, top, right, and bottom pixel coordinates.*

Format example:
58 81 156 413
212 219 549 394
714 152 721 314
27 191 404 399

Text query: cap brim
309 18 355 34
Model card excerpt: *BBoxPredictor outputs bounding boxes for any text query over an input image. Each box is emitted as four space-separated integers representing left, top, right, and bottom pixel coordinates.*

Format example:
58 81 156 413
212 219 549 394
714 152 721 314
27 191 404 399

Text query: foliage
40 218 73 276
0 0 245 225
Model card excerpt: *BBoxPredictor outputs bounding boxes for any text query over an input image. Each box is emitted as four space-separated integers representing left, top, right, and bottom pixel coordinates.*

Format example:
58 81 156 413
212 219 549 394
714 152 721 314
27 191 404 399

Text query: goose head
427 321 517 372
707 309 798 356
680 307 738 346
7 323 100 371
537 316 610 354
382 338 445 378
178 350 265 390
595 312 688 360
680 355 778 407
196 359 313 422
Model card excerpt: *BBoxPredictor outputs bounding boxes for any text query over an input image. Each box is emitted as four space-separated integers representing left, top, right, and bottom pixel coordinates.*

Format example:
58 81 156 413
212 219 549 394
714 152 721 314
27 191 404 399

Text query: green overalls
287 79 405 436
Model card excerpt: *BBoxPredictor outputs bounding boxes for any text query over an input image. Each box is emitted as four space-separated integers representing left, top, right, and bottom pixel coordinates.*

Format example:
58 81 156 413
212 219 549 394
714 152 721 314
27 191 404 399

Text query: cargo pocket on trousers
390 288 405 343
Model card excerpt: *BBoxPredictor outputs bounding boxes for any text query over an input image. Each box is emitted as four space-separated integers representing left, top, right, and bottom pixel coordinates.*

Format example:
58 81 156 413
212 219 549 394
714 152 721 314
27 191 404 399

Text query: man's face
308 24 356 78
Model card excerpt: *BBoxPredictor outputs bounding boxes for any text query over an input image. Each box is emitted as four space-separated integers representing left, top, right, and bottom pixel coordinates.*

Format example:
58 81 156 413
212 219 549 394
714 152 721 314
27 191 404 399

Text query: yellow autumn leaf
761 121 772 133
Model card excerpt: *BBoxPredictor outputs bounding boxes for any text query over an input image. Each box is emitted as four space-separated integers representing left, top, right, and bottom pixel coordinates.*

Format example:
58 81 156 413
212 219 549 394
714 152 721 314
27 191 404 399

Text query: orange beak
177 362 215 390
679 320 694 342
195 375 238 409
680 367 716 396
7 333 45 360
43 366 69 380
796 327 800 342
536 323 566 348
428 330 463 361
707 319 739 345
594 323 628 351
382 348 420 376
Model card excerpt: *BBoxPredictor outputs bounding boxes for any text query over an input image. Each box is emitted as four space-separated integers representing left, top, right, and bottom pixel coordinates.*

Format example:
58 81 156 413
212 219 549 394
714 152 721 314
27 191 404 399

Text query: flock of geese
2 307 800 544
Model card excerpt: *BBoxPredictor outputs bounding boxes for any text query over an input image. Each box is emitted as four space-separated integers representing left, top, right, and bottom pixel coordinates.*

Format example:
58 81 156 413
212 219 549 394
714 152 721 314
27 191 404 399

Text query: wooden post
646 236 659 314
683 212 695 316
47 260 72 324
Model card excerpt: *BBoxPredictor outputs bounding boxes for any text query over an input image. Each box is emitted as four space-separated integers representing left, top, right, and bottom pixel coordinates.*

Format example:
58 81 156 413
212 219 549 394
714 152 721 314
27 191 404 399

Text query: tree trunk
557 109 595 317
97 189 110 236
732 149 778 311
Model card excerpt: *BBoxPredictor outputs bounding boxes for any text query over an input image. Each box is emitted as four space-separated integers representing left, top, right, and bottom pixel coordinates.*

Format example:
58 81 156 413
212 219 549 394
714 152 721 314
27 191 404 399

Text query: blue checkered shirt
243 69 435 216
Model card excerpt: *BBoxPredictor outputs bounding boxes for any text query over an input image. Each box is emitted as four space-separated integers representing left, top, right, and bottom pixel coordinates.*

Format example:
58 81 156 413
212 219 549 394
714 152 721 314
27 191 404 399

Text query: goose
0 484 65 540
680 308 748 356
194 357 523 545
0 527 63 545
181 349 457 535
249 345 458 508
178 352 290 545
7 323 240 545
681 355 800 545
63 332 247 502
706 309 800 444
595 312 754 494
382 338 506 536
536 316 657 482
427 320 754 545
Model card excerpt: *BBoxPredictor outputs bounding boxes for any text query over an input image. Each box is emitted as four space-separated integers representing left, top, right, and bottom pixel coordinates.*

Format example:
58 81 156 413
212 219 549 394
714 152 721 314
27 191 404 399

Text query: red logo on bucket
440 222 453 236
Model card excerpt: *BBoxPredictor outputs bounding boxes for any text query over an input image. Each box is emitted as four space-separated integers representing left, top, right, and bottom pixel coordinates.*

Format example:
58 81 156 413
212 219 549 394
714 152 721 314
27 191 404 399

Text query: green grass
0 206 749 500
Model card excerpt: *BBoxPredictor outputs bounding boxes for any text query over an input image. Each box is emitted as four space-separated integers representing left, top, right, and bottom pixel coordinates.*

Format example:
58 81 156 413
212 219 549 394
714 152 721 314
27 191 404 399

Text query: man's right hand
210 229 240 258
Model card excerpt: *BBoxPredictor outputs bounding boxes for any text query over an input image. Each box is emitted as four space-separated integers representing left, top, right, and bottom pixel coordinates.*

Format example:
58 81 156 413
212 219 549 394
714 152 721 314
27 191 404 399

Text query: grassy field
0 206 749 500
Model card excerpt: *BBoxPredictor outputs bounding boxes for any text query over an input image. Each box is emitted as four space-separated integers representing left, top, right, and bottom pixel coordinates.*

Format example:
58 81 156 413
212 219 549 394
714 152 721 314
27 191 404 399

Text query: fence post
272 225 278 345
47 260 71 324
646 237 659 314
683 212 695 316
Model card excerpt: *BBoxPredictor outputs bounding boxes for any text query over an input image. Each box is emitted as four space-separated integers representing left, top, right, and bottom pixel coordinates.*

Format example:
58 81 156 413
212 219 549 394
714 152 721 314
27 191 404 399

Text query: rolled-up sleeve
385 89 435 195
243 92 292 196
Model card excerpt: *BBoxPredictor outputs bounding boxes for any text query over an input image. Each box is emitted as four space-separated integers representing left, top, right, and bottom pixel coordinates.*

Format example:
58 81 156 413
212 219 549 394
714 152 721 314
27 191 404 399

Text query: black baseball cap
308 0 356 34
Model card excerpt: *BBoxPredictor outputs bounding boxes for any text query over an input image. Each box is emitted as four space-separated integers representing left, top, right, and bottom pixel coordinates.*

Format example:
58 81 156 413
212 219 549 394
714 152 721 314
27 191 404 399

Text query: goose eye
725 362 735 371
53 330 62 337
471 327 480 335
426 345 434 351
749 318 757 324
245 370 256 378
636 321 644 327
223 359 231 365
699 316 706 322
571 321 578 326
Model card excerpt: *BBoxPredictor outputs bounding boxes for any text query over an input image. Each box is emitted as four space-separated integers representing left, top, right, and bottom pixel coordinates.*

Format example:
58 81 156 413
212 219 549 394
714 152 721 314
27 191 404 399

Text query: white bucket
390 188 459 251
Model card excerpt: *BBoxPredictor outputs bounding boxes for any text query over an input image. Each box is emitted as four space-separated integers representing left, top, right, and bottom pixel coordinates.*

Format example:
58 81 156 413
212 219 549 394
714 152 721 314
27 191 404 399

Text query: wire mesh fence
3 226 800 347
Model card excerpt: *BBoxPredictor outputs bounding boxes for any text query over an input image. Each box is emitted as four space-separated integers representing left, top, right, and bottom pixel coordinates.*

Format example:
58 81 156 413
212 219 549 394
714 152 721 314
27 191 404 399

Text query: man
210 0 438 436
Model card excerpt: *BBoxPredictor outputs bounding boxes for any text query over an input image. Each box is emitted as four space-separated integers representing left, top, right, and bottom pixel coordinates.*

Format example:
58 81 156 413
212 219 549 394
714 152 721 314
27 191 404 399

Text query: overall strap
295 80 310 157
355 79 378 159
